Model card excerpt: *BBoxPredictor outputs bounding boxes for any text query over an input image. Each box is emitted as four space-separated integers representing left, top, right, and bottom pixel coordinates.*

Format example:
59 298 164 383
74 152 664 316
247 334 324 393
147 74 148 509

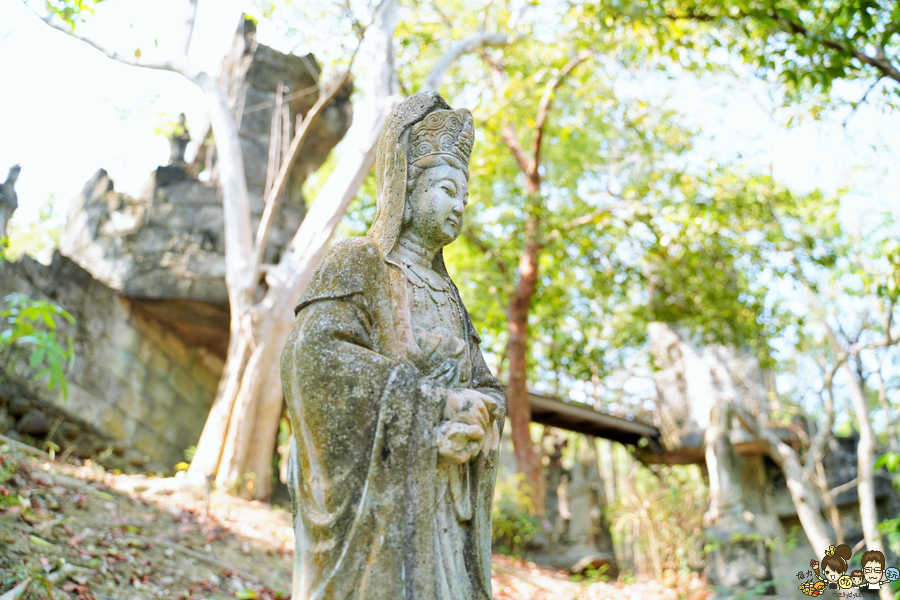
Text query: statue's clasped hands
425 357 500 464
437 388 500 464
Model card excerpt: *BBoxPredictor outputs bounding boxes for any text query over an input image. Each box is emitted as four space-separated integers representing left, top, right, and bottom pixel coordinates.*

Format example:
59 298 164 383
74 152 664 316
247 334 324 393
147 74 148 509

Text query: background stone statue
281 91 506 600
0 164 21 241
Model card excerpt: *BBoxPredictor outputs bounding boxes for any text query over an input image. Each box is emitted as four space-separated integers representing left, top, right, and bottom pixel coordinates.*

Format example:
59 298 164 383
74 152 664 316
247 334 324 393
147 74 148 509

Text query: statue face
405 164 468 250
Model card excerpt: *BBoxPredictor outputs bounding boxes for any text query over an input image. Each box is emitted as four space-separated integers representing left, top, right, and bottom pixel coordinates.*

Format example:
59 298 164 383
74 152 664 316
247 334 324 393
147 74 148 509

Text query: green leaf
236 590 259 600
30 347 46 367
875 453 900 474
29 534 55 547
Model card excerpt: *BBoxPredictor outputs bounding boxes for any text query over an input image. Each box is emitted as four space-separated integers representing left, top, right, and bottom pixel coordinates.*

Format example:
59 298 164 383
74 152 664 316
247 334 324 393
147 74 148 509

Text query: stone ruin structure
0 17 352 472
648 322 900 598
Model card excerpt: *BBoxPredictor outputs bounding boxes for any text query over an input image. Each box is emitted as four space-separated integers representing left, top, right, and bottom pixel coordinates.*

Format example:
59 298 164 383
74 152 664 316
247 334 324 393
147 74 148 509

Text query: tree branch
463 227 508 277
556 201 631 233
481 54 533 179
268 0 402 315
500 123 532 176
531 50 593 171
763 8 900 85
195 72 255 300
182 0 199 58
31 3 258 303
36 11 190 74
421 32 511 92
663 5 900 85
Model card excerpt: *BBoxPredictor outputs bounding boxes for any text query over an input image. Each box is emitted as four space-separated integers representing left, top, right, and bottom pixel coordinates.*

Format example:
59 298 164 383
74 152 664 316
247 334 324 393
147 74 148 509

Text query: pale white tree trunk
791 260 891 600
841 361 891 600
732 405 833 556
189 0 401 498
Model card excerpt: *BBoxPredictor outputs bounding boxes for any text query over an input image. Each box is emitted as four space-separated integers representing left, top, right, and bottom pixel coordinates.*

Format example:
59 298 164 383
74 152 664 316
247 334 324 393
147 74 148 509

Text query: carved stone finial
0 164 21 240
168 114 191 166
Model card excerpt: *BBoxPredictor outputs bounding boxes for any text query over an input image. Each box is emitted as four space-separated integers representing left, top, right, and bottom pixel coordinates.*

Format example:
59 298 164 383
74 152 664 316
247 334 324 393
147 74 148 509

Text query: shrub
492 472 540 556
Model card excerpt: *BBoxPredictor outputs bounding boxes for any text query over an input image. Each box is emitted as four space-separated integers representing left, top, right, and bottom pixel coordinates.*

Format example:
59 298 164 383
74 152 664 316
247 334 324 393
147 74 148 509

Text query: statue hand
480 420 500 455
436 421 484 464
443 389 491 431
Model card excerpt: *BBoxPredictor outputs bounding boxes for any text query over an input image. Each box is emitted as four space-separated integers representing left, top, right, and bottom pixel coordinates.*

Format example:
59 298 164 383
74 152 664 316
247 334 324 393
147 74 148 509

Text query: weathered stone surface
705 526 775 597
0 253 224 469
216 18 353 209
17 411 52 437
8 397 30 417
282 93 503 600
125 448 149 467
58 422 80 443
649 322 769 451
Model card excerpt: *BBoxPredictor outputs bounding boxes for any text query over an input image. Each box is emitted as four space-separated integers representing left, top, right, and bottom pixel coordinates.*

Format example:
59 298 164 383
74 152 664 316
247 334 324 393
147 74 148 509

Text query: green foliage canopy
589 0 900 110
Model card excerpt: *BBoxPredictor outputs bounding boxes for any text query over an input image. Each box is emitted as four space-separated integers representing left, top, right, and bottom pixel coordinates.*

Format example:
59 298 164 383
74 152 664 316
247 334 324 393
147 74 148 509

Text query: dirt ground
0 444 709 599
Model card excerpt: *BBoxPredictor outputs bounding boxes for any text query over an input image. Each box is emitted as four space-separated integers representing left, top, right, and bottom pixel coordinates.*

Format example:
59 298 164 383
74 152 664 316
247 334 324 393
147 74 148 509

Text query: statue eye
441 184 456 197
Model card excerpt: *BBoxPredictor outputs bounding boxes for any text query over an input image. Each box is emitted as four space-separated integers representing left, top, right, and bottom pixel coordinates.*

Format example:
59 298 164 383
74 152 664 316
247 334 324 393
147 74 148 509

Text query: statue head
369 92 474 264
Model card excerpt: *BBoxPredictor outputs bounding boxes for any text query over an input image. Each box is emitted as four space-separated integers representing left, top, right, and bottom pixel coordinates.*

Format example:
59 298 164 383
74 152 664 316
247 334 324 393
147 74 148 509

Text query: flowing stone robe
281 236 506 600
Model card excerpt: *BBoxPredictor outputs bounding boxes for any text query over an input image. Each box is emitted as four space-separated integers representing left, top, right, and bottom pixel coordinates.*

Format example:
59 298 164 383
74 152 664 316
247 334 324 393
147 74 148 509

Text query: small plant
491 472 540 556
183 445 198 462
570 563 611 584
0 293 75 399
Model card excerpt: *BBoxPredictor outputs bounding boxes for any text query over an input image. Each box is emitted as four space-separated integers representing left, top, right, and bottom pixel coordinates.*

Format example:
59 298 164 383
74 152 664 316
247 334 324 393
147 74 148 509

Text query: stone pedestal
705 523 775 597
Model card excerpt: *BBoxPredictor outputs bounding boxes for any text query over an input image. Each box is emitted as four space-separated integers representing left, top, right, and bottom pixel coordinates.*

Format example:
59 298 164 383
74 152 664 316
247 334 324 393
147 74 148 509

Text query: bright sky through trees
0 0 897 229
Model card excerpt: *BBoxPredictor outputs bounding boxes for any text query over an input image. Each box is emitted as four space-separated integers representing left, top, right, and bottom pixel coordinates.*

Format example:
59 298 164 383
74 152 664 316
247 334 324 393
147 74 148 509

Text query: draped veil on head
367 91 471 277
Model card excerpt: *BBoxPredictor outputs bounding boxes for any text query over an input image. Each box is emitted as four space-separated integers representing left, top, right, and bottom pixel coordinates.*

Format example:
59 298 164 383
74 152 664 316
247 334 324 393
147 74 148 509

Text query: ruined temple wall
0 253 221 469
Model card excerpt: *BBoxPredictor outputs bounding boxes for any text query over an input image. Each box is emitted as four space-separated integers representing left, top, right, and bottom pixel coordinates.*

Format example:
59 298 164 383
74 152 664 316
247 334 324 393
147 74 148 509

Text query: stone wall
0 253 222 469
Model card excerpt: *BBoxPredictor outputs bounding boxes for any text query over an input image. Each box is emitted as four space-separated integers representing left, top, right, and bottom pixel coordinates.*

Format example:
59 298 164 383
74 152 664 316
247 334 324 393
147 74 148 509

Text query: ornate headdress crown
408 109 474 167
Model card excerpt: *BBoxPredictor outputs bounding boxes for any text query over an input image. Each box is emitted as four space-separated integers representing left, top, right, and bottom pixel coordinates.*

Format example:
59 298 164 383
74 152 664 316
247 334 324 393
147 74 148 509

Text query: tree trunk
842 361 885 553
599 438 617 506
188 0 400 498
241 290 295 496
505 212 545 515
877 370 899 454
733 406 833 555
834 363 890 600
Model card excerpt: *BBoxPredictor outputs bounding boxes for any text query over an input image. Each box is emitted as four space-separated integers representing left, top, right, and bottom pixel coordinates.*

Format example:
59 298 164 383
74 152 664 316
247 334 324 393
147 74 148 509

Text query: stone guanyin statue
281 92 506 600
